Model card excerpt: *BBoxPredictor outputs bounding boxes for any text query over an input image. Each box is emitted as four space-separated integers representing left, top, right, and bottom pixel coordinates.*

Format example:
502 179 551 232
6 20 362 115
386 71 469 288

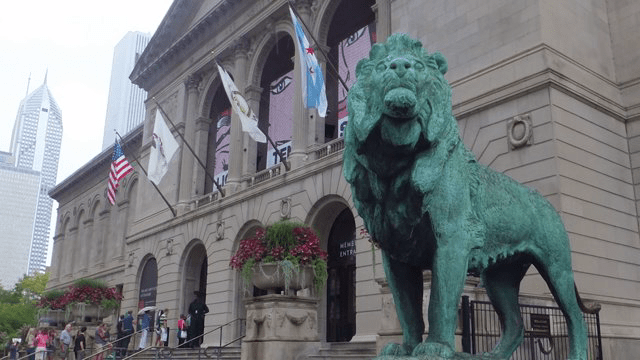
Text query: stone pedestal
242 295 320 360
375 272 483 354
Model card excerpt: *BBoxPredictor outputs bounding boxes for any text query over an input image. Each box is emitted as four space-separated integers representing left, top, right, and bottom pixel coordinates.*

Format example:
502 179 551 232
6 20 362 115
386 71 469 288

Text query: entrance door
326 209 356 342
182 243 208 315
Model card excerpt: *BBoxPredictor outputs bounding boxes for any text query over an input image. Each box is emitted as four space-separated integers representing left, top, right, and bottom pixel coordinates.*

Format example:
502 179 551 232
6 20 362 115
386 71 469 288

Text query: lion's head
343 34 460 251
344 34 455 178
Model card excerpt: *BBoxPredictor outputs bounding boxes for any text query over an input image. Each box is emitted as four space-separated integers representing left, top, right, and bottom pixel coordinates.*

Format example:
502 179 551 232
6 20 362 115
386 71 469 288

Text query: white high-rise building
101 31 151 150
0 151 40 288
8 74 63 276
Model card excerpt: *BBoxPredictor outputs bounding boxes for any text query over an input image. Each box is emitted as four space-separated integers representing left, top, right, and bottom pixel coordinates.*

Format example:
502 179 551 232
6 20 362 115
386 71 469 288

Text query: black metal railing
131 318 245 360
461 296 602 359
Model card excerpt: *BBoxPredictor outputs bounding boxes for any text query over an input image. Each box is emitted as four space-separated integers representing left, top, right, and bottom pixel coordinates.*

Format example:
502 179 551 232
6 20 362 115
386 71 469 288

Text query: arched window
139 257 158 309
205 85 232 192
257 35 295 171
325 0 376 142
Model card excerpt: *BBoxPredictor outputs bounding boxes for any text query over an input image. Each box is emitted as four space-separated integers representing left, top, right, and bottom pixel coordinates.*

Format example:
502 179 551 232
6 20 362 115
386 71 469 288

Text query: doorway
182 243 208 315
326 209 356 342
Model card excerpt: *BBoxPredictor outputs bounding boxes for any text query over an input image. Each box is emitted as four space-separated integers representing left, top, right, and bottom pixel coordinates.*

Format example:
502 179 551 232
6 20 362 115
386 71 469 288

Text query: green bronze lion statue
343 33 598 360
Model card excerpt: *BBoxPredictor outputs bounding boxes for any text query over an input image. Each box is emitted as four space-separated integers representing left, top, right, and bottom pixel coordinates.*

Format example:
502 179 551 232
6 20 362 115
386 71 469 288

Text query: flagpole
153 98 226 198
288 0 350 93
264 132 291 171
115 131 177 218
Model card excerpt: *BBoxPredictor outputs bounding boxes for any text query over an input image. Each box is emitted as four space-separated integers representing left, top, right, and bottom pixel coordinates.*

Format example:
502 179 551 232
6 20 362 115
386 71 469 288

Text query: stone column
81 218 94 273
96 208 110 268
242 295 320 360
112 203 129 262
374 0 392 43
226 39 250 193
192 116 212 196
64 225 79 279
51 233 64 282
243 85 263 179
178 75 201 208
289 0 313 168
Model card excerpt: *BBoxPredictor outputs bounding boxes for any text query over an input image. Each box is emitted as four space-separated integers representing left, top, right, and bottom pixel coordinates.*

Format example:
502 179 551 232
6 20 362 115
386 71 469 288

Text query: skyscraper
0 151 40 288
9 74 63 276
101 31 151 150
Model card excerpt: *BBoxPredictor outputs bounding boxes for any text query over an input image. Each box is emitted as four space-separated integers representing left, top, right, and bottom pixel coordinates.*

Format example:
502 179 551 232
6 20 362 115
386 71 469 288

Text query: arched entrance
326 208 356 342
182 242 208 316
138 257 158 310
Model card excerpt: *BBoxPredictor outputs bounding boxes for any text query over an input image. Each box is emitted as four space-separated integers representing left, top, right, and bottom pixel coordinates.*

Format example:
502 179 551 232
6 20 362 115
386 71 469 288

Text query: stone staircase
124 346 241 360
123 342 375 360
306 341 377 360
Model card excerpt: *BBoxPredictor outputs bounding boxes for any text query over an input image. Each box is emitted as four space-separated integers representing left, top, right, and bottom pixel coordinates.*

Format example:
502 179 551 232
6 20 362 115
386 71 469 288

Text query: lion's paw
412 342 455 359
377 342 413 357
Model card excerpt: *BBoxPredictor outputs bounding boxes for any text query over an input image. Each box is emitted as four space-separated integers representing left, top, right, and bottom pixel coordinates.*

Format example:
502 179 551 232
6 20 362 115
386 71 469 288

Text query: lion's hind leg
534 259 588 360
482 261 529 359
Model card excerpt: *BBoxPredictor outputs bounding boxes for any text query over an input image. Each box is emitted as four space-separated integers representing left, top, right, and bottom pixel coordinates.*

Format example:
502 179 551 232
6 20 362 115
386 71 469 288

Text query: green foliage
0 276 41 344
100 298 120 311
0 288 21 305
0 303 36 342
264 220 305 250
240 258 257 290
17 272 49 296
279 259 299 294
42 289 65 301
311 258 328 294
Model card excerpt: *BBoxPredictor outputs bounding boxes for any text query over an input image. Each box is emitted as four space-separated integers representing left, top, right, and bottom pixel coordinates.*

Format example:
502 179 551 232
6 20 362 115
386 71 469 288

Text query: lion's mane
343 34 470 264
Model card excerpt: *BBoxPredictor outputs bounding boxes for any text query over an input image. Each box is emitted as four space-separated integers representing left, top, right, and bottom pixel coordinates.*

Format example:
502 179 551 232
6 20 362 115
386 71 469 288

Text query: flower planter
251 263 314 294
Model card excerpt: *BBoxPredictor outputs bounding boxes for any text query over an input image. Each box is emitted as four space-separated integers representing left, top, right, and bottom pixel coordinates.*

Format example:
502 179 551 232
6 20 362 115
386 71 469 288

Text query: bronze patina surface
343 33 593 360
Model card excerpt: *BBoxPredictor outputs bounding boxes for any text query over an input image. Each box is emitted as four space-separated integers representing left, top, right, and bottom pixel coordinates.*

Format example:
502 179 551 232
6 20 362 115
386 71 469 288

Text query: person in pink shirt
34 328 49 360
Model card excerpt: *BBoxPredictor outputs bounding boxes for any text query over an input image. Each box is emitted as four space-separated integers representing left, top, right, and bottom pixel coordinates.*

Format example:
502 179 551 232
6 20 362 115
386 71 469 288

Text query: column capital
185 74 202 92
233 36 251 59
245 84 263 103
292 0 313 14
195 116 212 131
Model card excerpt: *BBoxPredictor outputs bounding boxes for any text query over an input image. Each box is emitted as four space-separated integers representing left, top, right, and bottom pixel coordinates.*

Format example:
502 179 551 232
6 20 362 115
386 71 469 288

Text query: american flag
107 141 134 205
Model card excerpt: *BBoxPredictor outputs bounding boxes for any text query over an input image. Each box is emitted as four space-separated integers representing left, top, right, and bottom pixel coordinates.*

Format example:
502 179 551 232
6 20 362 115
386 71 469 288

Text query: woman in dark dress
74 327 86 360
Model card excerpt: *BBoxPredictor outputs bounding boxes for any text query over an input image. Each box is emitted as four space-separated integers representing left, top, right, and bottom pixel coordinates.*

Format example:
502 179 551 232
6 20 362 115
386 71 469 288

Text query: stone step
124 346 241 360
307 341 377 360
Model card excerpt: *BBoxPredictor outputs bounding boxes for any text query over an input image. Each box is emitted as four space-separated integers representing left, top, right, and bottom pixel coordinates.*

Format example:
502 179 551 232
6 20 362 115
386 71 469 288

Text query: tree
0 273 48 345
15 272 49 302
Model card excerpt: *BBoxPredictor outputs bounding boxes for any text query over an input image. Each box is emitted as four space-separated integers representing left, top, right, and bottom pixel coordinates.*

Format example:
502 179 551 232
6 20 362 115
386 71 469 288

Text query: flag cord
115 131 177 218
153 98 226 198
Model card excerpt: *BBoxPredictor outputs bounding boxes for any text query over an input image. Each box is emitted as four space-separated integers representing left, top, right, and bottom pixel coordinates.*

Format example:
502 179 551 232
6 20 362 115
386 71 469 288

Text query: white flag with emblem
216 62 267 143
148 109 180 185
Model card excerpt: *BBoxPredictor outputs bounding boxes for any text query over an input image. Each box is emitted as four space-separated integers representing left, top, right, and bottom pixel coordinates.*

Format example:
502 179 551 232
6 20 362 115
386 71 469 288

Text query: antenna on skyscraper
44 69 48 85
25 72 31 97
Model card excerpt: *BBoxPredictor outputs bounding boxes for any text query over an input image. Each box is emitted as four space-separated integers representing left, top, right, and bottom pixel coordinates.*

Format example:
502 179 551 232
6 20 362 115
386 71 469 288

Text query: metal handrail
12 348 54 360
152 318 245 360
83 327 145 360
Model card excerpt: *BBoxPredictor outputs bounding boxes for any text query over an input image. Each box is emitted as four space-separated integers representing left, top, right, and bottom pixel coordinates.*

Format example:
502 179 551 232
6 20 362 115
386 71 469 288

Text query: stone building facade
48 0 640 358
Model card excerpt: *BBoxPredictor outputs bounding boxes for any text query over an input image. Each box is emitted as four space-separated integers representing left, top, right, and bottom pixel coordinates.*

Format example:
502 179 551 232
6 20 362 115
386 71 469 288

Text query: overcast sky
0 0 174 265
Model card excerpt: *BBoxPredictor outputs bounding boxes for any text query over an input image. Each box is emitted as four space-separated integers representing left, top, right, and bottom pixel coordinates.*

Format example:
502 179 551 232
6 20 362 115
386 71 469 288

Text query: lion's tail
574 283 601 314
